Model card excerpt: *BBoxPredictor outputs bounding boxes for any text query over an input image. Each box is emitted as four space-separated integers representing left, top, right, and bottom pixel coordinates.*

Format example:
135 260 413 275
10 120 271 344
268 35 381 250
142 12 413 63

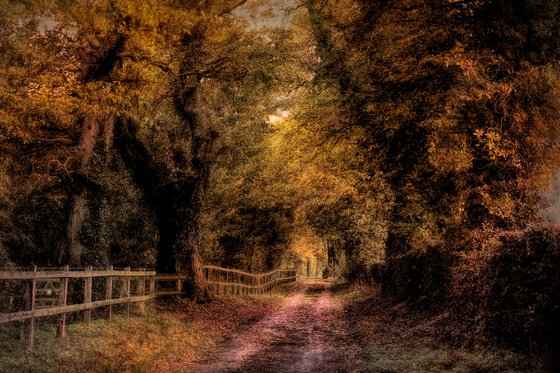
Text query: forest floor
181 280 547 373
0 280 550 373
185 280 367 372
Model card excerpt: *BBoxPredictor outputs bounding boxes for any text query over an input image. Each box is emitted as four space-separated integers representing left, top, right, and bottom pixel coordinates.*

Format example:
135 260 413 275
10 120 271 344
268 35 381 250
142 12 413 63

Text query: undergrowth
0 285 297 373
0 312 205 373
338 284 551 373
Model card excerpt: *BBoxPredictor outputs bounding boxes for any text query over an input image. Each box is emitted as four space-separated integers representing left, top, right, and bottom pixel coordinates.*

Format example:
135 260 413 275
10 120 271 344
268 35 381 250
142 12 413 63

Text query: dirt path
185 281 368 373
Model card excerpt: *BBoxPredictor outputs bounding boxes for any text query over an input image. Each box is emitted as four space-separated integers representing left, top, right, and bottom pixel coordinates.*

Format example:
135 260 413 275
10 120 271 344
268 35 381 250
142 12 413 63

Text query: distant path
186 280 368 372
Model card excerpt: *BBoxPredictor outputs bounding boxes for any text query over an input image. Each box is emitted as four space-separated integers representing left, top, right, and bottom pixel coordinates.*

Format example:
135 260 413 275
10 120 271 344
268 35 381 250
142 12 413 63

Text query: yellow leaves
0 109 27 142
325 0 360 26
512 107 528 125
428 143 472 174
479 190 516 220
445 53 480 81
410 220 442 254
206 19 234 44
289 229 325 263
79 81 125 114
116 0 196 40
474 129 513 161
427 122 473 174
67 0 198 63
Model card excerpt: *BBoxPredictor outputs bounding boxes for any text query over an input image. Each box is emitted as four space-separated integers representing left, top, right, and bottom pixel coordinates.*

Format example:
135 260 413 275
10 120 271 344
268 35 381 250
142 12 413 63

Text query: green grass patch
367 345 532 373
0 311 207 373
0 286 292 373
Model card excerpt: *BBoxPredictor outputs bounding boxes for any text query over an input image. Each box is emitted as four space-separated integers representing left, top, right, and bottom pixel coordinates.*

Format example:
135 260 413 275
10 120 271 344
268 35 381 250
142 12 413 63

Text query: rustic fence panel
0 267 156 347
0 264 296 347
201 265 297 296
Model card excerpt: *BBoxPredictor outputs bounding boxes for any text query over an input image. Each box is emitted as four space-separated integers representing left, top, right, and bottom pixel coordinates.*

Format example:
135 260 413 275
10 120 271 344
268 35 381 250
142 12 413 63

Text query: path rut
185 281 368 373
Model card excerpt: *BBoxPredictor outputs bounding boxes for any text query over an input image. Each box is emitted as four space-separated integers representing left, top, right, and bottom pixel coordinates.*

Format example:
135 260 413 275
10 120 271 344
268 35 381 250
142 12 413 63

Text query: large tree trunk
66 112 100 266
170 31 214 301
112 77 213 301
65 33 125 266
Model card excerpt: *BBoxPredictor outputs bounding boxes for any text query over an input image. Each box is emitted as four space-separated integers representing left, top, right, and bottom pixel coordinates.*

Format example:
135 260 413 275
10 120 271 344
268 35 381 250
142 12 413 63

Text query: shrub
450 227 560 365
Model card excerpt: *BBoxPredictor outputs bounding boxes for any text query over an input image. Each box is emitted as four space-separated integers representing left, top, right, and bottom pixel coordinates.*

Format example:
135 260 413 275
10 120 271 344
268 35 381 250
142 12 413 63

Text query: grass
336 284 551 373
367 344 528 373
0 312 206 373
2 281 546 373
0 285 297 373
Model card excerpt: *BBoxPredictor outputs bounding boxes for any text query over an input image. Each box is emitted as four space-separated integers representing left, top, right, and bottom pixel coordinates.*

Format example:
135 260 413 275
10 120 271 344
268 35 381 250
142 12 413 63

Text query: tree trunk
67 194 88 266
65 31 125 266
66 112 101 266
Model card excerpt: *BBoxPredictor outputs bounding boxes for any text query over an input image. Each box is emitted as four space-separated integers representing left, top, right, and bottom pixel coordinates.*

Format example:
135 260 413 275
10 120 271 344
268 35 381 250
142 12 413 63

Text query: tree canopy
1 0 560 320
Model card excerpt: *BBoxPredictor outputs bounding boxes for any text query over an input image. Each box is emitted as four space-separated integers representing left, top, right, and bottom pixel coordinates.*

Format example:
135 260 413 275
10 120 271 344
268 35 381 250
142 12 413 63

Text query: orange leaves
427 127 473 174
477 188 516 220
473 129 512 161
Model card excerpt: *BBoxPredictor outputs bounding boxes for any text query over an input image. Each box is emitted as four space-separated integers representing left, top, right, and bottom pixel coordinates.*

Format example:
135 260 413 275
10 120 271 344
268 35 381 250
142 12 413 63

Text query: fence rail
0 264 296 348
203 265 297 295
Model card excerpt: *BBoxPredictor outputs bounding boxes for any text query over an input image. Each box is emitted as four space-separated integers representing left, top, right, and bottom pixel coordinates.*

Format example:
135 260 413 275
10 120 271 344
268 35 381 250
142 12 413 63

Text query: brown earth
171 280 549 373
0 280 549 372
183 280 368 373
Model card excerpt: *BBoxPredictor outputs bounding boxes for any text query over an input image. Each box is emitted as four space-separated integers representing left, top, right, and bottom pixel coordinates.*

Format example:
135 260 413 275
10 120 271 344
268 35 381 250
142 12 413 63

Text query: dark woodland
1 0 560 371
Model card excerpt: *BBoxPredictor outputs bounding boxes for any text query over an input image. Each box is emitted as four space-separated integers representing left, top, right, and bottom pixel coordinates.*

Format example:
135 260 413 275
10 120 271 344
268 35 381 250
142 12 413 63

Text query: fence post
27 265 37 349
176 276 182 295
84 266 92 327
125 267 131 317
149 274 156 309
226 272 229 295
58 265 69 338
138 273 145 314
106 265 113 321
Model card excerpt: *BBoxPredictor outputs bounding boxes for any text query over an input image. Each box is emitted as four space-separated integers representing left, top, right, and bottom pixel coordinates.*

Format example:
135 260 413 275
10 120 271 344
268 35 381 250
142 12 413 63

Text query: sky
233 0 298 29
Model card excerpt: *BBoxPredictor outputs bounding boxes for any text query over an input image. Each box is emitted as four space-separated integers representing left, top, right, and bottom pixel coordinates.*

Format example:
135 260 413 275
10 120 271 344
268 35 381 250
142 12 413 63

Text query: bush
450 227 560 365
382 246 453 301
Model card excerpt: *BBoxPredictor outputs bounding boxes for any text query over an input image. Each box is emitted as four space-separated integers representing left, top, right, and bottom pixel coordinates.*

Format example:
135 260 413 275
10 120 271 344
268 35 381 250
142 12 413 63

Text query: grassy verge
337 284 551 373
0 284 298 373
0 312 207 373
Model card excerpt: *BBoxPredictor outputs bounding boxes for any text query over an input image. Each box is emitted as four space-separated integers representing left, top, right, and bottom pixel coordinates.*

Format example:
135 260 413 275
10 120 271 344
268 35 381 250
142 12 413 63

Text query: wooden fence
0 264 296 348
0 265 156 348
203 265 297 295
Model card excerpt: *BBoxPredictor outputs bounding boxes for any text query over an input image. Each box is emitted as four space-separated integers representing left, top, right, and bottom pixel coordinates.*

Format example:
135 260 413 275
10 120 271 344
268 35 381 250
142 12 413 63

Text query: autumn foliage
1 0 560 365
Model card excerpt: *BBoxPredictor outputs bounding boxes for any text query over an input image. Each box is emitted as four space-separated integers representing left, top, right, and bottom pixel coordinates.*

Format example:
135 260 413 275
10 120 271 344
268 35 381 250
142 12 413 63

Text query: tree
302 0 560 295
0 0 253 299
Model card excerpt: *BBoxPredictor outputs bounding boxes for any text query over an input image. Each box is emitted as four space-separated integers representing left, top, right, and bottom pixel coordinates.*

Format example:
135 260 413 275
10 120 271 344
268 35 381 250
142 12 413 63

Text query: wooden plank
0 269 156 280
125 267 131 318
106 265 113 321
155 275 188 281
201 265 282 279
27 265 37 349
149 275 155 310
0 295 156 324
206 275 296 291
155 290 184 296
59 265 69 338
149 276 156 294
84 266 92 326
137 277 145 313
0 267 293 283
176 278 183 294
